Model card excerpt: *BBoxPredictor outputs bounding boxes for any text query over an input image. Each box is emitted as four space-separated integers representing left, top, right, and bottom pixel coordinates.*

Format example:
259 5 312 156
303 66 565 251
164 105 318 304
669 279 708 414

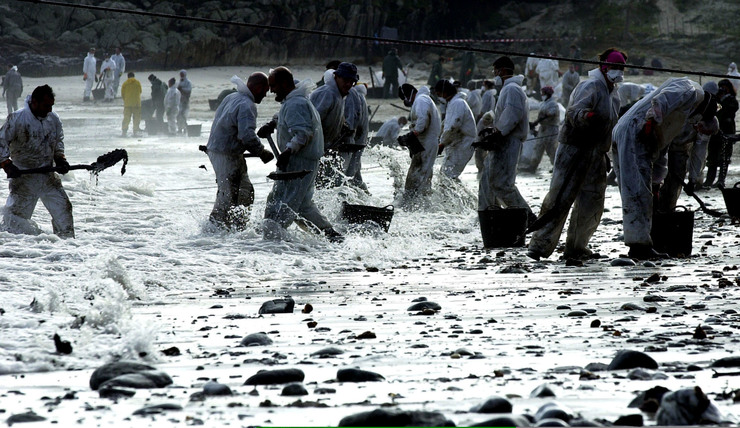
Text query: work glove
398 132 424 157
276 148 292 171
54 155 70 174
1 160 21 179
83 73 88 81
257 120 276 138
437 144 445 156
259 148 275 164
529 121 538 132
473 128 504 151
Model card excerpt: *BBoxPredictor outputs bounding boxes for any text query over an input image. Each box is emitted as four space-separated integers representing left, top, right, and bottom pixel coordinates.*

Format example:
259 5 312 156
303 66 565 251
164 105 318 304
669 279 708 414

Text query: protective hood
180 69 188 77
287 78 315 100
689 80 705 106
417 86 431 97
587 68 611 91
230 75 250 96
504 75 525 87
354 84 367 97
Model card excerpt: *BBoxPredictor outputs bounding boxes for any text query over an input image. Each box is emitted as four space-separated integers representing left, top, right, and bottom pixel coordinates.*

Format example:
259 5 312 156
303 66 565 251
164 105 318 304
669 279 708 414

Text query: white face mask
493 76 503 86
606 69 624 83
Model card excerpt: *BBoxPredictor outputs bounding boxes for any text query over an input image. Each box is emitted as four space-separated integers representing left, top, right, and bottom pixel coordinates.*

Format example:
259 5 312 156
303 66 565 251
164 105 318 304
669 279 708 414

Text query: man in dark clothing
148 74 168 123
705 78 739 188
459 51 476 87
382 49 405 99
427 56 445 87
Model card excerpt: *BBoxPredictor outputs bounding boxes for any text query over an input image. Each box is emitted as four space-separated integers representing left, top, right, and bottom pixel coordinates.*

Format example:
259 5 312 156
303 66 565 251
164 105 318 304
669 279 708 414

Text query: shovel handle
198 144 259 158
265 135 281 159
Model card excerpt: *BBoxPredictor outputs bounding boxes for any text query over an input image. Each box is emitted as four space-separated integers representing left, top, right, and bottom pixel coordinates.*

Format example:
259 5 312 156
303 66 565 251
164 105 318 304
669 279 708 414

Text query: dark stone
535 418 570 427
530 383 556 398
627 386 671 409
535 402 572 422
471 415 531 427
259 297 295 314
569 418 606 426
240 332 273 346
607 350 658 370
556 305 571 310
338 408 455 427
98 385 136 399
710 356 740 368
53 333 72 354
567 310 588 317
470 396 513 413
89 361 156 390
244 368 305 385
656 387 722 425
132 403 183 416
161 346 181 356
407 301 442 311
98 370 173 390
282 383 308 396
315 387 336 394
6 411 46 424
613 414 644 426
620 303 646 311
611 258 636 266
585 362 608 372
337 368 385 382
203 380 232 396
356 331 377 339
311 347 345 357
590 319 601 328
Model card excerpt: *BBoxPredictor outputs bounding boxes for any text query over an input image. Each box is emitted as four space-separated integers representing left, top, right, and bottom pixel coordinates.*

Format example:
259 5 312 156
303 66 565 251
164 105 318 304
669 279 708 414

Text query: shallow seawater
0 67 738 426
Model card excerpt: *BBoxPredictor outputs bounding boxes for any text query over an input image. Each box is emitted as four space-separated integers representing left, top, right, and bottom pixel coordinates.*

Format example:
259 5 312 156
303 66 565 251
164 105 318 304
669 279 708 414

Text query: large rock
655 387 722 425
259 297 295 314
338 408 455 427
244 368 305 385
471 415 532 427
535 402 573 423
240 332 273 346
89 361 156 390
337 368 385 382
709 356 740 368
98 370 173 389
470 396 513 414
607 350 658 371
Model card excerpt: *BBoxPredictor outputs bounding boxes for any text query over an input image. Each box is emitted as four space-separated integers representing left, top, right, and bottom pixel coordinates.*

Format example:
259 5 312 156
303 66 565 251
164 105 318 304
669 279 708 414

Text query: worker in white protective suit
82 47 97 102
339 83 369 190
435 79 476 179
262 66 343 243
474 110 495 180
655 117 718 213
480 80 496 114
206 73 275 229
100 54 117 102
465 81 483 121
164 78 180 135
525 54 539 98
111 47 125 98
727 62 740 93
537 56 560 90
177 69 192 134
618 82 646 109
0 85 74 238
397 84 441 206
527 49 626 261
520 85 560 173
686 82 719 188
560 64 580 108
376 116 407 146
476 56 535 222
613 77 717 259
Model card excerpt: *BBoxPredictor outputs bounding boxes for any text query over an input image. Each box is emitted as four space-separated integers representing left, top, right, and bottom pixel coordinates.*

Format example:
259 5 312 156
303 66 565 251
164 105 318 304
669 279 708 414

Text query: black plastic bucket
651 206 694 257
341 202 394 232
187 124 202 137
478 208 527 248
721 182 740 218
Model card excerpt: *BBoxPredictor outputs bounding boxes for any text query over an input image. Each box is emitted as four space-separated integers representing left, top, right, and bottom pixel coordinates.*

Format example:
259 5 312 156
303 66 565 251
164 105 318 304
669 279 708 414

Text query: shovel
682 180 723 217
14 149 128 177
264 135 311 181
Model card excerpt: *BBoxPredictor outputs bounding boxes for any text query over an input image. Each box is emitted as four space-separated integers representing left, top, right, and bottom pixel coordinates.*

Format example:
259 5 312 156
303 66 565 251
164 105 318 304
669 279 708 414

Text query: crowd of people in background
1 45 738 261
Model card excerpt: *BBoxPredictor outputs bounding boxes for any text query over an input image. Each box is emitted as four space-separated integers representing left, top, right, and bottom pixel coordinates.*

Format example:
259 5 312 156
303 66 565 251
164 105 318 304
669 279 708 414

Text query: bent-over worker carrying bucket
651 206 694 257
479 208 527 248
341 202 394 232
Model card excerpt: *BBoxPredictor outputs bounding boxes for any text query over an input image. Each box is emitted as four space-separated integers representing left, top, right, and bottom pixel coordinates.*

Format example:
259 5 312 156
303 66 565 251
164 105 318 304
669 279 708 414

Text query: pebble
556 305 571 310
656 387 722 425
240 332 273 347
258 297 295 314
310 347 345 357
132 403 183 416
710 356 740 368
281 383 308 396
407 301 441 311
356 331 376 339
584 362 608 372
338 408 453 427
203 380 232 396
530 383 556 398
613 414 644 426
535 402 573 422
620 303 646 311
244 368 305 385
643 261 656 267
89 361 157 390
336 368 385 382
469 396 512 413
643 294 665 302
627 385 670 410
566 310 588 317
611 258 636 266
98 385 136 399
607 349 658 370
5 411 46 424
471 415 532 427
98 370 173 390
314 387 336 394
590 319 601 328
535 418 569 427
160 346 181 356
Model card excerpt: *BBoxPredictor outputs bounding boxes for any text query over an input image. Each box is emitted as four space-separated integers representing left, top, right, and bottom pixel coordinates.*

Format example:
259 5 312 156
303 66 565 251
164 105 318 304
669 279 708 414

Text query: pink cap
605 51 626 64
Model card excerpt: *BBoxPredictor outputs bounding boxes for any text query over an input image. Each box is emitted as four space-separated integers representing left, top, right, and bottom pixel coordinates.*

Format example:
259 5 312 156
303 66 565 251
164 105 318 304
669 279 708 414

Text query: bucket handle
383 204 394 211
734 181 740 189
674 205 690 212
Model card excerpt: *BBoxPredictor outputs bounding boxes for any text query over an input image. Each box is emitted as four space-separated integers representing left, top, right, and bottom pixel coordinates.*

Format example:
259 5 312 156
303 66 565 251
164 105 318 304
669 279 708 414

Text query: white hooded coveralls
404 86 441 204
439 91 476 179
0 96 74 237
177 70 192 132
478 75 532 213
100 58 116 101
164 85 180 134
83 52 96 99
612 77 704 247
519 95 560 171
528 68 619 258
